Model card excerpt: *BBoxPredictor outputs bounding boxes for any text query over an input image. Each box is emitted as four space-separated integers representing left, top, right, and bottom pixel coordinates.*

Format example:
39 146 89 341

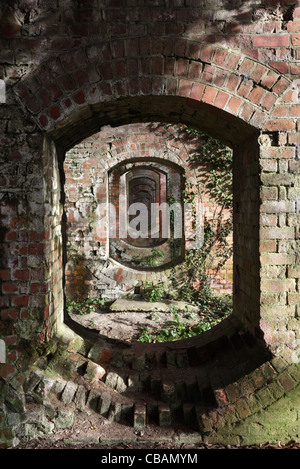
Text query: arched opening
51 95 261 346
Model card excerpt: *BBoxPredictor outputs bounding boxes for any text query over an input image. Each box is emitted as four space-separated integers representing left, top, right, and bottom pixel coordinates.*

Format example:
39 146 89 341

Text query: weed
66 296 110 315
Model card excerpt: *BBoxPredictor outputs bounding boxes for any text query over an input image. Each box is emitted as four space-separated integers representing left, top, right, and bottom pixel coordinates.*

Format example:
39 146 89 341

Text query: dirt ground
68 299 204 342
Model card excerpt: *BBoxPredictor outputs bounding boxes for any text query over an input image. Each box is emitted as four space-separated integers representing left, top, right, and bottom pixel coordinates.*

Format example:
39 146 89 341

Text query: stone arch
14 41 291 143
12 42 297 355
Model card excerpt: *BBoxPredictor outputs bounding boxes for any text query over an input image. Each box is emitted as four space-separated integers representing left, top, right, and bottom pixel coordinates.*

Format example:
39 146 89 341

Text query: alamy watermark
94 199 205 249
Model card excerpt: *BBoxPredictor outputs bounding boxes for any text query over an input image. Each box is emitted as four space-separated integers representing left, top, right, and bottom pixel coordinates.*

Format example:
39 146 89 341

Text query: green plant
142 281 166 302
137 302 227 343
66 296 110 315
145 248 165 267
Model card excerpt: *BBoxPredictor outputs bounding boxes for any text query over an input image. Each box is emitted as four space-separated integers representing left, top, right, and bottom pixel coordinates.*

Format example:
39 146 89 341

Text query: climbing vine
168 126 233 317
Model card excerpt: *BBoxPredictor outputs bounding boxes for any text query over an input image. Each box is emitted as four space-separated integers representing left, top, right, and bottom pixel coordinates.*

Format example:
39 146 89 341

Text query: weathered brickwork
63 123 233 301
0 0 299 447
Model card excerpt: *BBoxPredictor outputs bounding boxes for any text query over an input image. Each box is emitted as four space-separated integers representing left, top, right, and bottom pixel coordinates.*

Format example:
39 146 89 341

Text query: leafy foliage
66 297 110 315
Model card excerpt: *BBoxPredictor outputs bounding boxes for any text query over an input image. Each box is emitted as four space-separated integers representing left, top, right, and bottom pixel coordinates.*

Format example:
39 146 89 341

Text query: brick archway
13 43 296 353
1 32 299 446
15 41 291 146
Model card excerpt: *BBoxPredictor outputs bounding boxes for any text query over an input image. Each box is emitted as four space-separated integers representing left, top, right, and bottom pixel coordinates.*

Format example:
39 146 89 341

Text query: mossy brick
54 408 74 429
219 404 238 427
225 382 241 403
128 375 142 392
158 404 171 427
84 361 105 383
196 409 213 433
161 380 176 402
166 350 177 368
267 381 285 400
176 350 189 368
249 368 265 389
214 388 228 406
260 362 277 381
132 354 145 371
116 375 127 393
87 342 104 362
256 386 275 408
279 372 297 392
60 381 78 404
5 385 26 414
23 370 44 393
235 398 251 419
288 363 300 382
239 376 255 397
87 389 101 413
270 356 288 374
105 371 118 389
98 391 111 416
74 385 87 410
111 402 122 423
134 403 146 429
243 394 261 415
52 378 67 395
110 350 124 368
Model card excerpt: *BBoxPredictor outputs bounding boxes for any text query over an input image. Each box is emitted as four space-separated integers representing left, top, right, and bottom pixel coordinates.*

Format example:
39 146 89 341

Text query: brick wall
0 0 299 447
63 123 233 301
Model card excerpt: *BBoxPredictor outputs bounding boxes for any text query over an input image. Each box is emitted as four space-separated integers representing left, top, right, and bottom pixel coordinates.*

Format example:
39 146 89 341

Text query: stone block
61 381 78 404
84 361 106 383
74 385 87 411
98 391 111 417
134 403 146 429
158 404 171 427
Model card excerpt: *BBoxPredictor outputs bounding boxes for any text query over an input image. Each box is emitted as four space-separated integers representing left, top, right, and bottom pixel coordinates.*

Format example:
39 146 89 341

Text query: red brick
202 86 217 104
290 105 300 117
0 270 10 281
2 283 18 294
12 296 29 307
226 96 242 115
0 363 16 380
14 270 29 281
272 77 291 95
261 92 277 111
1 309 18 320
188 62 202 79
199 44 215 63
176 58 189 77
202 64 215 83
269 61 289 74
73 90 86 104
49 106 61 120
214 90 230 110
264 118 296 131
253 35 290 47
213 49 228 66
291 34 300 46
190 82 204 101
248 86 265 105
178 79 192 97
39 114 49 128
